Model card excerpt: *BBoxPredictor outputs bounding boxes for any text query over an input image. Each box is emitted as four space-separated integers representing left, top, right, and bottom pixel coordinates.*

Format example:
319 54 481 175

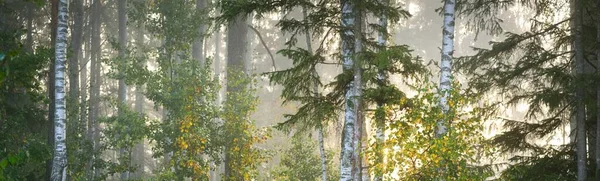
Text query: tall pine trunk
572 0 587 180
86 0 102 179
224 14 248 180
69 0 83 142
117 0 128 179
51 0 69 180
340 0 361 179
47 0 58 180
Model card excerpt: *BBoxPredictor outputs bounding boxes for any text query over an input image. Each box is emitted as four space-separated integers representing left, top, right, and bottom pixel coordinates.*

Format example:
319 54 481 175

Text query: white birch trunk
317 127 328 181
572 0 587 180
436 0 455 138
51 0 69 180
340 0 359 180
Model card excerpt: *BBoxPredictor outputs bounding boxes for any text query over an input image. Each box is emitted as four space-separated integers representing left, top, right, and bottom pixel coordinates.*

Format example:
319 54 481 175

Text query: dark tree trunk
224 14 248 180
46 0 58 180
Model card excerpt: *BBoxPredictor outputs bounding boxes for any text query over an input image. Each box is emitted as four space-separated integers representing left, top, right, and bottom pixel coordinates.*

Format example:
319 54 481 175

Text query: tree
223 2 249 179
50 0 69 180
117 0 129 179
271 135 338 181
339 0 361 179
219 0 418 180
596 0 600 176
86 0 103 179
437 0 455 138
382 81 492 180
454 0 599 179
572 0 586 179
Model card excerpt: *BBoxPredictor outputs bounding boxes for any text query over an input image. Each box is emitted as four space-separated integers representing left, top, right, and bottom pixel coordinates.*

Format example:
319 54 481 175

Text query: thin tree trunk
193 0 206 66
47 0 58 180
302 6 327 180
210 21 223 181
132 21 146 180
25 4 34 53
596 0 600 177
340 0 360 180
87 0 102 179
317 127 327 181
117 0 129 179
573 0 587 180
51 0 69 180
70 0 84 134
374 1 388 180
352 11 364 180
81 0 91 178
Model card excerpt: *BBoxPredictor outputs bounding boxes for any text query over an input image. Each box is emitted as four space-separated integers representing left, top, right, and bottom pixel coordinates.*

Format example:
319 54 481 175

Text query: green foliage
500 148 575 180
98 103 150 176
146 59 221 179
0 46 51 180
271 135 338 181
381 80 492 180
454 1 597 178
222 68 271 180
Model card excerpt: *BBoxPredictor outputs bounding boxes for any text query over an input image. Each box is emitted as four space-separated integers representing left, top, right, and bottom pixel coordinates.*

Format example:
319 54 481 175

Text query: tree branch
247 24 277 71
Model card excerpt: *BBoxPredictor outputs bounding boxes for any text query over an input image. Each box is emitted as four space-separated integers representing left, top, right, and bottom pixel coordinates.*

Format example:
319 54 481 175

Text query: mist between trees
0 0 598 180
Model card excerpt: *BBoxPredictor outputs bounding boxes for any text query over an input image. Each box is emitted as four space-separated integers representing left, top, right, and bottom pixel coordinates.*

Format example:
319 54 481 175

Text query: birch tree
339 0 358 179
51 0 69 180
437 0 455 138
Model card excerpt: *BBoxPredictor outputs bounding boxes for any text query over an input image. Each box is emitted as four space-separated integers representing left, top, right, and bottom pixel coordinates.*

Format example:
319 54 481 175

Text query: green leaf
7 155 17 164
0 158 7 169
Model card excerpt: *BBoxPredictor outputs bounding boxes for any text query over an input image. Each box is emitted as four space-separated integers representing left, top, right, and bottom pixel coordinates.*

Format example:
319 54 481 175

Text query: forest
0 0 599 180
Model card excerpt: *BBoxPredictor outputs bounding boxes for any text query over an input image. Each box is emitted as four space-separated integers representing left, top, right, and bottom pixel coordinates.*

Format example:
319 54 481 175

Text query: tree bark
86 0 102 179
46 0 58 180
572 0 587 180
437 0 455 138
339 0 361 180
70 0 84 136
51 0 69 180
